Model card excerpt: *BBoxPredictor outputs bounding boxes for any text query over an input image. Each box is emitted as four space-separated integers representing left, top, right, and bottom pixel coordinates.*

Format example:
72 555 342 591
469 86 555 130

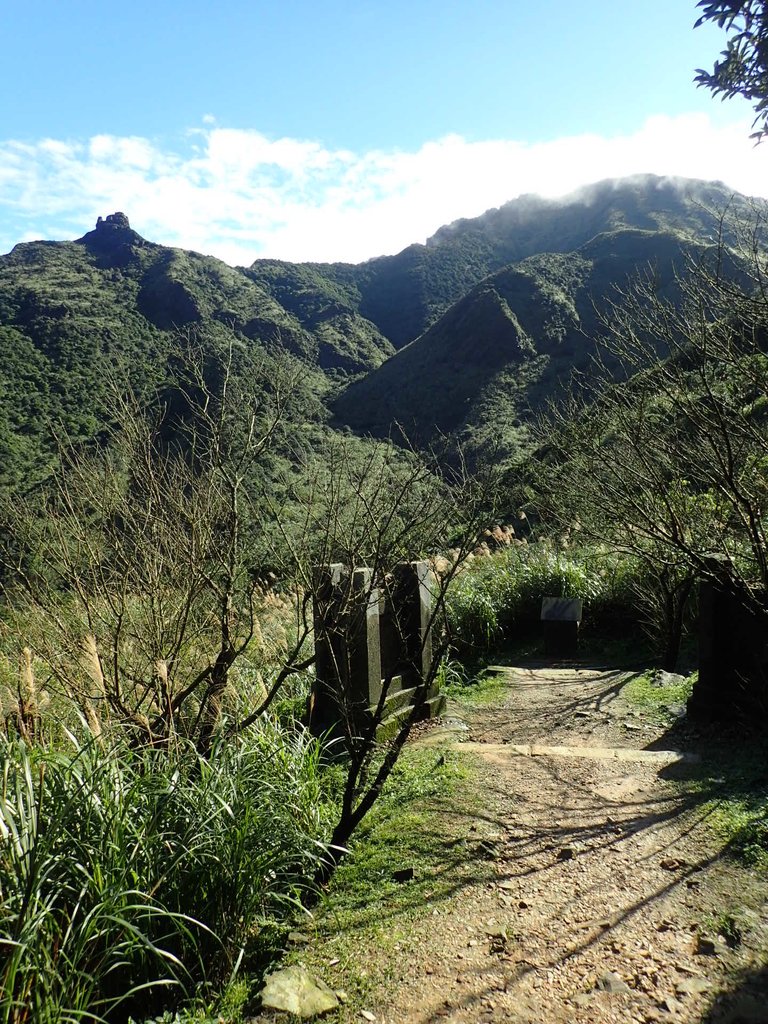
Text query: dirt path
368 663 768 1024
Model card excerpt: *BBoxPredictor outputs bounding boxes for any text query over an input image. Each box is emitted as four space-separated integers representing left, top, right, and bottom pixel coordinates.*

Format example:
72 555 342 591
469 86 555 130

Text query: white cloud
1 114 767 264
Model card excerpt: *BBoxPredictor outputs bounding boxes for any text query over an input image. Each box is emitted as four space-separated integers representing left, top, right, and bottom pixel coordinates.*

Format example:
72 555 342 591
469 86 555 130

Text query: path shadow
413 764 755 1024
321 655 768 1022
467 663 638 743
450 754 716 873
412 657 768 1024
477 654 768 803
649 708 768 837
697 964 768 1023
416 845 725 1024
321 741 721 941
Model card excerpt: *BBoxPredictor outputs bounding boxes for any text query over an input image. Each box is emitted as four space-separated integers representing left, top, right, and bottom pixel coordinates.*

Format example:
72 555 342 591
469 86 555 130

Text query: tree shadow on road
696 963 768 1023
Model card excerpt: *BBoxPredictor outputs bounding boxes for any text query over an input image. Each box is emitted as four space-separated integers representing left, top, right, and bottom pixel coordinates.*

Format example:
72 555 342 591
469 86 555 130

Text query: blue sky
2 0 767 263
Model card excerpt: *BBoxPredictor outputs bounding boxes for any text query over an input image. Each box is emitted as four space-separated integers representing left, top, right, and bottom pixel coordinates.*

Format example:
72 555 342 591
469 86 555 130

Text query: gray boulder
652 670 686 688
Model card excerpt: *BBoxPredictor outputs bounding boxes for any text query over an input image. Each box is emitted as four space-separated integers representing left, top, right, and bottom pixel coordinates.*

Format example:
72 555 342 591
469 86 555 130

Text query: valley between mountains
0 173 761 490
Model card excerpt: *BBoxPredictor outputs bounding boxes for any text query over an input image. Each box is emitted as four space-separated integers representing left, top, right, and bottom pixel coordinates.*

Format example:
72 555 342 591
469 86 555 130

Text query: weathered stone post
541 597 582 657
310 563 346 735
347 567 382 713
388 560 445 719
689 557 768 721
392 561 434 689
310 560 445 737
309 564 381 734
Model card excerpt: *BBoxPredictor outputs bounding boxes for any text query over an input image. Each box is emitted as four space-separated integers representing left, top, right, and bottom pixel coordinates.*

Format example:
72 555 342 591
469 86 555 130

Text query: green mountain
0 213 392 490
330 228 704 461
239 258 394 373
248 174 757 350
0 176 761 489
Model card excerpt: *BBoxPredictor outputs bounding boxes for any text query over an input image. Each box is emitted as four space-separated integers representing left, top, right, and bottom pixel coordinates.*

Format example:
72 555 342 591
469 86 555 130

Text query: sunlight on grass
289 745 487 1018
447 668 509 706
709 798 768 868
622 669 695 714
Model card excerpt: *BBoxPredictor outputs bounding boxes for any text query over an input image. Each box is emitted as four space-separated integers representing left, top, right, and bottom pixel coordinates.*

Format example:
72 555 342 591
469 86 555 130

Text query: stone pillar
310 563 347 735
348 567 382 710
541 597 582 657
378 584 403 697
310 564 382 733
310 560 446 737
391 560 436 695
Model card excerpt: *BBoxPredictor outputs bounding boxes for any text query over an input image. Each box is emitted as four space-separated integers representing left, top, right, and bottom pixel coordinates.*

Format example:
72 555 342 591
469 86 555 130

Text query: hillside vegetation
331 229 703 460
3 175 768 1022
250 174 754 350
0 176 761 493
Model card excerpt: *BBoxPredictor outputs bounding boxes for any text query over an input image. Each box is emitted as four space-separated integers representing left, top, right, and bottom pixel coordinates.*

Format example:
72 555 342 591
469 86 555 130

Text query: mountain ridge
1 174 763 489
331 225 704 461
247 174 761 350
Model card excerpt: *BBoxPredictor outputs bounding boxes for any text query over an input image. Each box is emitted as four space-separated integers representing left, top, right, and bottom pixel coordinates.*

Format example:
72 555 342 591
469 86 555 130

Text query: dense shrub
0 721 333 1024
444 543 641 653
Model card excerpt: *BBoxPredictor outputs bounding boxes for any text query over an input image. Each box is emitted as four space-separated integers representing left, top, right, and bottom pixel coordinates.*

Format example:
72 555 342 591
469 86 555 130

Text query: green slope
248 175 761 351
239 259 394 374
1 177 762 490
0 214 391 491
331 228 704 463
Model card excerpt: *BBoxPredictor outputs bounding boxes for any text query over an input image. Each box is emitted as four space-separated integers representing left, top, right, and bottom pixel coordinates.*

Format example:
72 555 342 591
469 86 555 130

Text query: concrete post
689 557 768 721
391 560 436 694
310 564 381 733
348 567 382 710
310 560 444 736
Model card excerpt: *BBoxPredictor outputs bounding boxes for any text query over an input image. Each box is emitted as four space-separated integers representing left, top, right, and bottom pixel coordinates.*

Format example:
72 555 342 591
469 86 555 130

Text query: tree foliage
527 214 768 668
695 1 768 139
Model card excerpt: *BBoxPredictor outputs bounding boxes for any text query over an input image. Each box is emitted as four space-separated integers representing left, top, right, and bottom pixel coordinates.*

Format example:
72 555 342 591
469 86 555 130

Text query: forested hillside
0 176 760 492
0 213 387 491
332 228 705 460
249 174 759 349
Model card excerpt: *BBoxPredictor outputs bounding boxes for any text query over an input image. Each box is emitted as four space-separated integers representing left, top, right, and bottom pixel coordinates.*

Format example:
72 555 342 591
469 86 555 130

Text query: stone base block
543 620 579 657
376 692 447 741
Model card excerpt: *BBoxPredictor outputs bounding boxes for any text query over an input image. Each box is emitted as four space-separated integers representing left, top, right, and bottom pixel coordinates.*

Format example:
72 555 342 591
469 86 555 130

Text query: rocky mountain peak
77 211 148 265
96 212 132 231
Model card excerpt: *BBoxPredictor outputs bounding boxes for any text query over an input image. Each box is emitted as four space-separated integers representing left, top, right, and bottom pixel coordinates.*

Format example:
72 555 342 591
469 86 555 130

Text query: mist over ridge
0 173 762 491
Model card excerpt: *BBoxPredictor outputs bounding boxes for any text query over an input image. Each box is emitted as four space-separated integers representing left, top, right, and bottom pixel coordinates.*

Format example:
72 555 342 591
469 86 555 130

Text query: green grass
0 721 335 1024
622 670 768 869
127 978 252 1024
0 723 484 1024
444 542 641 657
445 666 510 706
281 744 488 1021
320 747 475 930
622 669 695 717
432 656 510 705
707 784 768 869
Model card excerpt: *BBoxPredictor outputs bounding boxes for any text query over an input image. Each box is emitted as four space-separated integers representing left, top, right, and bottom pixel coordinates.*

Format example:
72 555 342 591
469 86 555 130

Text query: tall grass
0 721 333 1024
445 543 639 653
